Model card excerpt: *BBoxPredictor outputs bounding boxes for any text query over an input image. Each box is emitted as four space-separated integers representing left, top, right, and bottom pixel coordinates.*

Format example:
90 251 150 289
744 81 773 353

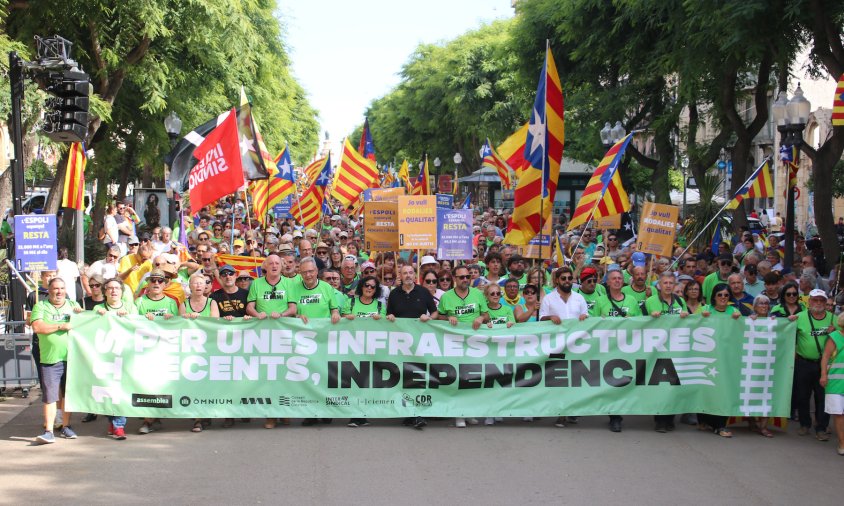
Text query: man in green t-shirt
794 289 835 439
290 257 340 323
702 253 735 304
621 265 650 305
595 269 642 318
30 278 83 444
645 272 689 317
246 254 296 319
576 267 606 316
136 269 183 319
437 265 488 330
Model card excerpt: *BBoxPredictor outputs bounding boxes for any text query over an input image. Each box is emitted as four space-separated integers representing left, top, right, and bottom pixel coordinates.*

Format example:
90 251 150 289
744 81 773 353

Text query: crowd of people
22 196 844 457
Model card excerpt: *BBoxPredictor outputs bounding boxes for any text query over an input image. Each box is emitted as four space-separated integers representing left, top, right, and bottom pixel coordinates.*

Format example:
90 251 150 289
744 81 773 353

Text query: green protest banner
65 313 795 419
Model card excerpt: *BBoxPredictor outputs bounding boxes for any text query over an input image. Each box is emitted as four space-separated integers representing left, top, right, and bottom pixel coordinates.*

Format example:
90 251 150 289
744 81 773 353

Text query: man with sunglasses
321 268 352 315
118 242 154 294
83 245 121 295
794 289 835 440
575 267 605 315
211 265 250 319
605 233 622 261
136 269 183 320
340 255 360 295
702 253 735 304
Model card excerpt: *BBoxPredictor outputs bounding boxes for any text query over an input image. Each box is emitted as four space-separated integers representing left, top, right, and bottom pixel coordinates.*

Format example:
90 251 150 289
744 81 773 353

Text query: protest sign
364 187 406 202
436 208 473 260
66 314 794 419
15 214 57 272
436 194 454 209
364 201 399 252
596 214 622 229
637 202 679 257
515 218 553 258
273 195 293 218
397 195 436 249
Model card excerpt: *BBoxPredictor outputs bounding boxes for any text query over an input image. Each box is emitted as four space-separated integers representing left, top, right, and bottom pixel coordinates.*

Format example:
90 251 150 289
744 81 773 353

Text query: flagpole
669 157 772 268
243 189 252 230
539 39 549 267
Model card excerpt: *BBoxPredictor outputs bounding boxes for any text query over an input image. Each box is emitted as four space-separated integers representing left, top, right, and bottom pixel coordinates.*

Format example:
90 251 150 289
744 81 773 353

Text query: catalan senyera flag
249 178 269 226
481 138 512 190
303 156 328 186
555 233 566 266
216 253 265 278
294 154 331 229
269 146 296 206
62 142 86 210
332 138 380 208
505 45 564 245
567 134 633 231
411 157 431 196
497 123 530 178
725 159 773 210
397 159 412 191
358 118 376 161
833 74 844 126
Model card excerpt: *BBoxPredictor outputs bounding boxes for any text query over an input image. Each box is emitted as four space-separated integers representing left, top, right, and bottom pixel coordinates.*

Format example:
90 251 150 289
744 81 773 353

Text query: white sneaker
467 418 479 425
484 417 495 426
455 418 467 428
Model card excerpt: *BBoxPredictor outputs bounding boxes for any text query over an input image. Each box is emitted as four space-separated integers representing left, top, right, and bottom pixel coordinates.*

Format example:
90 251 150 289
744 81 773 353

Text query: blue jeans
108 416 126 428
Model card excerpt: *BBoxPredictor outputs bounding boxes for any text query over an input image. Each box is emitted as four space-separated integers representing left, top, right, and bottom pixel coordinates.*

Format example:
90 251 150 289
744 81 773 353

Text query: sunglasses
785 292 798 297
383 277 394 282
558 275 573 281
149 278 166 284
455 275 470 280
439 278 452 282
363 284 377 289
424 279 438 284
715 293 730 298
237 277 251 281
524 290 537 295
720 261 732 266
220 271 235 277
89 283 102 288
488 291 501 296
582 278 597 284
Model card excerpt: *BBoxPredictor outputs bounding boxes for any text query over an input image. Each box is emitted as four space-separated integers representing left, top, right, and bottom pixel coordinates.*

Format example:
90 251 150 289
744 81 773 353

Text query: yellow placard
368 187 406 201
514 218 554 259
637 202 679 257
596 214 622 229
398 195 437 249
363 201 399 252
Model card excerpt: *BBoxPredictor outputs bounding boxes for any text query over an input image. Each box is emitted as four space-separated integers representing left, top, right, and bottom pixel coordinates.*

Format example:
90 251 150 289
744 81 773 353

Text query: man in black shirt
386 264 438 430
211 265 250 319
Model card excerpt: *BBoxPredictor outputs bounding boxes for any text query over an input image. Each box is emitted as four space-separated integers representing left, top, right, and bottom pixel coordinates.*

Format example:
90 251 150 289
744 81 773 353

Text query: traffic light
42 69 90 143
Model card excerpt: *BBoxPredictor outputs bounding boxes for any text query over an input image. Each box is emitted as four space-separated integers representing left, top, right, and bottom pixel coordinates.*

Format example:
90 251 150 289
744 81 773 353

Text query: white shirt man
539 267 589 322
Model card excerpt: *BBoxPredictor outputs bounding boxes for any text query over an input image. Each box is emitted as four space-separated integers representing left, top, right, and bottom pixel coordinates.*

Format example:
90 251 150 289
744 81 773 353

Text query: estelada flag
190 108 244 212
62 142 86 210
832 74 844 127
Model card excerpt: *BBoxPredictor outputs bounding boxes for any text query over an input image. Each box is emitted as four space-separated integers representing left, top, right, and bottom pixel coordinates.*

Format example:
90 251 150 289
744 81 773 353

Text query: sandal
191 420 203 433
758 428 774 438
715 428 733 438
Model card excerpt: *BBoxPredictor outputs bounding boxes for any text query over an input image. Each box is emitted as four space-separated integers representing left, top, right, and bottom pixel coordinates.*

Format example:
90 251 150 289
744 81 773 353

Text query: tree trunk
0 167 11 215
728 140 750 232
116 138 137 202
142 160 153 187
807 131 844 272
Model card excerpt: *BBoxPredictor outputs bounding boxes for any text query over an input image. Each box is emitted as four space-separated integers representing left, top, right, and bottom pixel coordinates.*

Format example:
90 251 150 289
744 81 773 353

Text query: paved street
0 390 841 505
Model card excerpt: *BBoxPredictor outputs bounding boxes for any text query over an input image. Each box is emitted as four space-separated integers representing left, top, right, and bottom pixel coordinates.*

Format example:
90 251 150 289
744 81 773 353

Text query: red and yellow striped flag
294 155 331 229
268 148 295 207
411 157 430 196
497 124 530 179
832 74 844 126
568 134 632 230
216 253 265 277
331 138 379 208
726 159 773 210
481 138 512 190
62 142 86 210
505 45 564 245
250 179 269 226
303 156 328 186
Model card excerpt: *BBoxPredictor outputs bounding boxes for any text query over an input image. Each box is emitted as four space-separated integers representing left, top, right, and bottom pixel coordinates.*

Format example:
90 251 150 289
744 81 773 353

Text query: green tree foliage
4 0 319 219
365 20 532 175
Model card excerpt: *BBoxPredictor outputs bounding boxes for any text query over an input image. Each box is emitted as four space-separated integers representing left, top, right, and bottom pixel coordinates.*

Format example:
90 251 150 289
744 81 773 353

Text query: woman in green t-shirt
484 283 514 328
185 272 220 320
699 283 740 438
343 275 386 321
820 311 844 456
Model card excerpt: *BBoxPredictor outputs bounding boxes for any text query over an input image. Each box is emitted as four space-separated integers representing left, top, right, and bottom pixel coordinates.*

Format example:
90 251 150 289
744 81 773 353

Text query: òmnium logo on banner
180 396 191 407
131 393 172 408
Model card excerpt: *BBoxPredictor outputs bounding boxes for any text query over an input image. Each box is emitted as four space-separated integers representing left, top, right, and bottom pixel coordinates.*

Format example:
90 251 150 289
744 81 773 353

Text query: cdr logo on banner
401 393 433 408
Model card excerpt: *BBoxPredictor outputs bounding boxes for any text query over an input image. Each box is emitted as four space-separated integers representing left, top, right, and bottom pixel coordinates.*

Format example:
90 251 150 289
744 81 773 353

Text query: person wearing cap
246 254 296 320
419 255 439 278
136 268 184 320
576 267 605 316
118 241 154 294
794 288 835 440
236 270 253 291
623 251 645 284
702 253 735 304
211 265 250 320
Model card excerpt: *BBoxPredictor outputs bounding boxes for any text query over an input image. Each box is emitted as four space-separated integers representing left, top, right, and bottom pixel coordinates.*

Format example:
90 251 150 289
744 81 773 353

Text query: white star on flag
278 160 292 178
239 134 255 156
527 107 546 155
316 171 330 186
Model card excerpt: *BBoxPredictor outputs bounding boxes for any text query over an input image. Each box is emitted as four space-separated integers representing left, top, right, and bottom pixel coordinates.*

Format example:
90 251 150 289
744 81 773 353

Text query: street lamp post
453 152 463 203
163 111 183 230
771 84 811 270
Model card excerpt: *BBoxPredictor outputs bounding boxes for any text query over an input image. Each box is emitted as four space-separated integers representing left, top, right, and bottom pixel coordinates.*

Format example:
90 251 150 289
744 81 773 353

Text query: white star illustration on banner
624 222 632 231
527 108 546 155
707 366 718 378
